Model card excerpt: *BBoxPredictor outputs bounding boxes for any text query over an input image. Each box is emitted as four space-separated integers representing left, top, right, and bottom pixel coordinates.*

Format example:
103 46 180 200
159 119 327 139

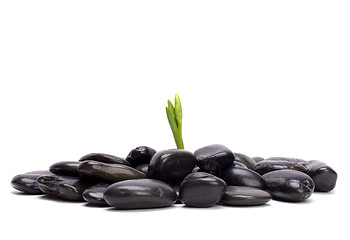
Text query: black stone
126 146 156 167
78 160 146 183
104 179 177 209
49 161 80 176
305 160 337 192
148 149 196 183
11 170 53 194
220 186 272 206
83 183 110 206
220 165 265 189
179 172 226 208
262 169 315 202
252 157 264 163
234 153 256 170
134 163 149 176
194 144 234 175
254 157 308 175
37 175 93 201
79 153 130 166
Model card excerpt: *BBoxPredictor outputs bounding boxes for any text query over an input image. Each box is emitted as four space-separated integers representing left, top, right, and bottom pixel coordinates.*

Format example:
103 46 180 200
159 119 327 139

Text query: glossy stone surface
79 153 130 166
194 144 234 175
104 179 177 209
234 153 256 169
49 161 80 176
83 183 110 206
252 157 264 163
305 160 337 192
126 146 156 167
262 169 315 202
37 175 93 201
220 186 272 206
134 163 149 176
220 166 265 189
11 170 53 194
254 157 308 175
179 172 226 207
148 149 196 183
78 160 146 183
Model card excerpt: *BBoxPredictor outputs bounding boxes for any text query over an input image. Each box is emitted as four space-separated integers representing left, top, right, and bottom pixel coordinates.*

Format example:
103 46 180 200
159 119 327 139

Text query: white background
1 1 349 240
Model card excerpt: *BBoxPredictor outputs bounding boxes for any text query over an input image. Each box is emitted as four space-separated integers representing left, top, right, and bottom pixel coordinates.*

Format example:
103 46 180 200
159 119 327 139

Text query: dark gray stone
79 153 130 165
11 170 53 194
148 149 196 183
78 160 146 183
262 169 315 202
254 157 308 175
104 179 177 209
194 144 234 175
220 165 265 189
234 153 256 169
126 146 156 167
134 163 149 176
83 183 110 206
220 186 272 206
305 160 337 192
179 172 226 207
49 161 80 176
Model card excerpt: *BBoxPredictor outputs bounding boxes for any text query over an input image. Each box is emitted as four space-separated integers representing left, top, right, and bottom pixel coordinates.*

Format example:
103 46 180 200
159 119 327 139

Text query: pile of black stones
11 144 337 209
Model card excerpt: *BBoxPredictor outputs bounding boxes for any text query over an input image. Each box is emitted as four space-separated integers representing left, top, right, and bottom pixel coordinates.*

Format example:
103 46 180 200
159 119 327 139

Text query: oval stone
134 163 149 176
126 146 156 167
262 169 315 202
220 166 265 189
104 179 177 209
79 153 130 166
252 157 264 163
254 157 308 175
194 144 235 175
148 149 196 183
220 186 272 206
78 160 146 183
37 175 93 201
49 161 80 176
305 160 337 192
83 183 110 206
179 172 226 207
11 170 53 194
234 153 256 170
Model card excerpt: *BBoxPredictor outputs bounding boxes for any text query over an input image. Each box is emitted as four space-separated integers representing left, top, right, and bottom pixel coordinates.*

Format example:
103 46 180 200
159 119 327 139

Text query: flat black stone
262 169 315 202
37 175 93 201
179 172 226 208
148 149 196 183
79 153 130 166
78 160 147 183
194 144 235 175
305 160 337 192
234 153 256 170
220 165 265 189
83 183 110 206
220 186 272 206
11 170 53 194
49 161 80 176
126 146 156 167
104 179 177 209
254 157 308 175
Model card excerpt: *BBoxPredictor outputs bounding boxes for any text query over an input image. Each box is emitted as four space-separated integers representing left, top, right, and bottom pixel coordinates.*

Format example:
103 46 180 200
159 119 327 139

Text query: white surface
1 1 349 240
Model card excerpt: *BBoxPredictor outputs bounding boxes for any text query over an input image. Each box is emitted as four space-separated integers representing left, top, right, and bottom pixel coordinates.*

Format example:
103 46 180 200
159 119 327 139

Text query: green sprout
166 93 184 149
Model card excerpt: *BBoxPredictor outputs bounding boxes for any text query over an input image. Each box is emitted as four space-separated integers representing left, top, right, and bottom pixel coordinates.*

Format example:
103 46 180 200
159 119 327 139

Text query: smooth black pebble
37 175 93 201
79 153 130 166
126 146 156 167
148 149 196 183
220 186 272 206
78 160 146 183
254 157 308 175
305 160 337 192
104 179 177 209
179 172 226 208
11 170 53 194
194 144 235 175
49 161 80 176
234 153 256 169
262 169 315 202
83 183 110 206
220 165 265 189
